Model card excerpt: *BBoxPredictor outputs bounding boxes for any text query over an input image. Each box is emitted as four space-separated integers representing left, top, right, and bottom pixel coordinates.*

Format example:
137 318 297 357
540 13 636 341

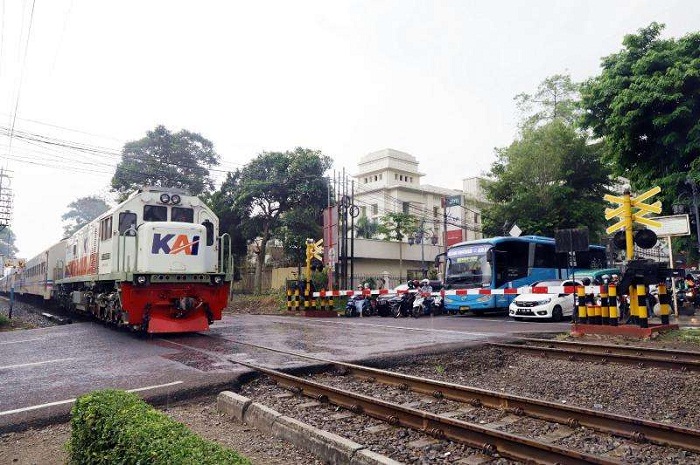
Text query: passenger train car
0 187 232 333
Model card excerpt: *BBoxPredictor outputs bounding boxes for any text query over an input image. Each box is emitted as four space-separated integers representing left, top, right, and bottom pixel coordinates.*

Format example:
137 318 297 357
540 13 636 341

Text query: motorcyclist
419 278 433 296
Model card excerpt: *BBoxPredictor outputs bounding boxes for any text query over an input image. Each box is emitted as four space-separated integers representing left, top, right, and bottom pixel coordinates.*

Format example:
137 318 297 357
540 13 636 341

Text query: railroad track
490 338 700 372
228 340 700 463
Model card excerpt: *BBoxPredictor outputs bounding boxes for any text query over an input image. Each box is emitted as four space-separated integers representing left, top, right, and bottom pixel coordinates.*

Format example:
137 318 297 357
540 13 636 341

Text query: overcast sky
0 0 697 258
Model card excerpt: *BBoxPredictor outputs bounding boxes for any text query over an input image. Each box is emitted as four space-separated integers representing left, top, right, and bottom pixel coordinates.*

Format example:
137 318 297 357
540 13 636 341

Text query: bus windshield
445 244 492 288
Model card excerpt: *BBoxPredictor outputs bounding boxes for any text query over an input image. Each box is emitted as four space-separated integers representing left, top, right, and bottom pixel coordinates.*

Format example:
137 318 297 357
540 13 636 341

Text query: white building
347 148 484 282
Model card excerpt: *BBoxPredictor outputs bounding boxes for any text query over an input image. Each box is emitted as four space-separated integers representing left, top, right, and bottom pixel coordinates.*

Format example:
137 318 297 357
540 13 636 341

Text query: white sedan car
509 279 579 322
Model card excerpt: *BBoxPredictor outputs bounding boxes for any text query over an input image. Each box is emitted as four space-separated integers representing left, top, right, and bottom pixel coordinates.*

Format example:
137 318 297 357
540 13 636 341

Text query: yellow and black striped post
577 285 587 324
658 283 671 325
637 284 648 328
594 303 602 325
608 284 618 326
586 294 596 324
600 286 609 325
293 286 300 311
629 285 639 325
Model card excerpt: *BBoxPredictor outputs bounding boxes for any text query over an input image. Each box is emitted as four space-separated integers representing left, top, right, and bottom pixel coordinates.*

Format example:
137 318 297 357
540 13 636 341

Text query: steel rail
235 359 620 465
490 342 700 372
228 340 700 454
516 337 700 363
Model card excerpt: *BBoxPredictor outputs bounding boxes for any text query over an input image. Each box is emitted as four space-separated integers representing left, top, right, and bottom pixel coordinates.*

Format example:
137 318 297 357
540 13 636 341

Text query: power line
8 0 36 155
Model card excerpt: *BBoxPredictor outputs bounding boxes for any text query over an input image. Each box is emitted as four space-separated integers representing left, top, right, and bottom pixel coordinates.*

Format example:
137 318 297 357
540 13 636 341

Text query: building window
400 175 403 181
395 174 398 180
374 175 378 181
402 202 410 214
379 174 382 180
474 212 479 223
371 204 378 215
364 178 368 184
361 206 367 217
433 206 439 218
409 177 413 183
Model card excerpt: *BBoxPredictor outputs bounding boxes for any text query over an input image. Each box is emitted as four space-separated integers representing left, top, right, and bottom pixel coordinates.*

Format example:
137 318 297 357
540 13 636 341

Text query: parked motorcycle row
345 280 444 318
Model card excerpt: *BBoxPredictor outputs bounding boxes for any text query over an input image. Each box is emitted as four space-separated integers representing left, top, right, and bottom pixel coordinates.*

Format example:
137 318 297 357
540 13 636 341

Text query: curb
217 391 402 465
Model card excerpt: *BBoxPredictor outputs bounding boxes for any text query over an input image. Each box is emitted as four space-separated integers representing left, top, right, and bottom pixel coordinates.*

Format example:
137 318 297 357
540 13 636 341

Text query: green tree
377 212 417 281
580 23 700 210
515 74 581 129
61 196 110 237
482 120 611 242
0 227 18 259
355 215 378 239
112 125 220 201
221 148 331 294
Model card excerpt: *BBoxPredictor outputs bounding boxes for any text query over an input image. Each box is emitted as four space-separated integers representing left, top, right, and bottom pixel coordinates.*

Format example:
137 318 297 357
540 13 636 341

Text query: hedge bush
68 389 251 465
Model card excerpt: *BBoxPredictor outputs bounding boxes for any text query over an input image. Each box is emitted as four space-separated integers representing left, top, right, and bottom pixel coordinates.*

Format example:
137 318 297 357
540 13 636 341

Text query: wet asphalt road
0 313 568 431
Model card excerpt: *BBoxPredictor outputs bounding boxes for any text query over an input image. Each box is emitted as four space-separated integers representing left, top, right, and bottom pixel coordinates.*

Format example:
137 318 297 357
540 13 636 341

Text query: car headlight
159 193 170 204
535 298 551 306
136 275 147 284
213 276 223 284
476 295 492 302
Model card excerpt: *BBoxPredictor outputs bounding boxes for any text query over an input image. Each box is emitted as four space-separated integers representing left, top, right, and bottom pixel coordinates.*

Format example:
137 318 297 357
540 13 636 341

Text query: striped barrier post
600 287 609 325
286 285 293 311
637 284 648 328
608 284 618 326
293 287 300 311
629 285 639 325
577 285 587 324
658 283 670 325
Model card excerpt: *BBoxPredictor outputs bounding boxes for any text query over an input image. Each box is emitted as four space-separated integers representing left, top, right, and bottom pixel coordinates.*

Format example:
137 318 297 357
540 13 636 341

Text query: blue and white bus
439 235 607 314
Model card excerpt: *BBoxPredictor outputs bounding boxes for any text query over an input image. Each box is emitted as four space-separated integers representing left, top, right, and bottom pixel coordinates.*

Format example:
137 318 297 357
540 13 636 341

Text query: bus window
494 241 529 287
534 243 556 267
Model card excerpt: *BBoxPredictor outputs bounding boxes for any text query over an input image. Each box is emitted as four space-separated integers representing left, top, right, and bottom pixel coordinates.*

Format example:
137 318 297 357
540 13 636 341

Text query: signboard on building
443 195 461 208
446 229 463 247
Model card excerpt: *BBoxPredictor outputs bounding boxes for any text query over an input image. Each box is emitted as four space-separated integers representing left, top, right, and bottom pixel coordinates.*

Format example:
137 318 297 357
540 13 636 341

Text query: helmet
602 274 610 281
364 283 370 289
420 279 430 285
413 280 420 288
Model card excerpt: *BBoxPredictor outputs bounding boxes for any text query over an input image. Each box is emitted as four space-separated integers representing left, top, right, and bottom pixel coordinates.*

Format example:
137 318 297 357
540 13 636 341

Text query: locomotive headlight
159 193 171 204
136 275 147 284
170 194 181 205
213 276 223 284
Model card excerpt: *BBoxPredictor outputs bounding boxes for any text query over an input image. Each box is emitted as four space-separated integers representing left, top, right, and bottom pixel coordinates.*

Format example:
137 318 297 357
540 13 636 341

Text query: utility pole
687 178 700 253
0 168 13 233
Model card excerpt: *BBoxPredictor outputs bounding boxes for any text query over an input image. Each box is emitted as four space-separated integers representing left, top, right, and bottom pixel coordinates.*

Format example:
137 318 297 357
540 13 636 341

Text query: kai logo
151 234 200 255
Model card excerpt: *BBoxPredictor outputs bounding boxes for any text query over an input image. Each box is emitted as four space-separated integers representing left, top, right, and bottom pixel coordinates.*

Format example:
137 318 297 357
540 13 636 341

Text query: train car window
172 207 194 223
202 220 214 246
119 212 137 235
143 205 167 222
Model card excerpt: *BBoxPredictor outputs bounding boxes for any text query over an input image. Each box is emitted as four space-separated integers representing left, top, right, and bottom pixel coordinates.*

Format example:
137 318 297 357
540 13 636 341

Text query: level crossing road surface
0 313 565 431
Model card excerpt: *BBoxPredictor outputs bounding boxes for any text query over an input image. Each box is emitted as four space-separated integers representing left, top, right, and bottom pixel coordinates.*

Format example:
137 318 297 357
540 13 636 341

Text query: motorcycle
390 291 415 318
345 294 372 317
411 292 435 318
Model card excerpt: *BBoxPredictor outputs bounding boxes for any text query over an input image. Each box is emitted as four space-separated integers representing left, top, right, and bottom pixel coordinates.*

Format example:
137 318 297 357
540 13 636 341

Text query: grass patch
0 314 10 327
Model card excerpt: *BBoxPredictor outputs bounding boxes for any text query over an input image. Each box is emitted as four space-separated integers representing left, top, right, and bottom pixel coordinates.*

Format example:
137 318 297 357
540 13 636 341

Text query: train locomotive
1 187 232 333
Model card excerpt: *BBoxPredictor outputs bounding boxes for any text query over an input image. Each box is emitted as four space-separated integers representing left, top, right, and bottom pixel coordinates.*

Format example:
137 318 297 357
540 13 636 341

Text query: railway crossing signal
604 186 662 260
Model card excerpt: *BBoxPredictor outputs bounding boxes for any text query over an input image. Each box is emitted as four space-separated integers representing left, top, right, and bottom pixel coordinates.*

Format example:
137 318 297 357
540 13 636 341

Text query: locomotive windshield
172 207 194 223
445 244 492 288
144 205 167 222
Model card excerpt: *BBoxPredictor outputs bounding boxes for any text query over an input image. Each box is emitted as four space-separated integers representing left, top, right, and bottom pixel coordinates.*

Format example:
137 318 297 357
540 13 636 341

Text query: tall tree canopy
61 196 110 237
580 23 700 209
515 74 581 129
377 212 417 281
215 147 332 293
482 120 611 242
112 125 220 201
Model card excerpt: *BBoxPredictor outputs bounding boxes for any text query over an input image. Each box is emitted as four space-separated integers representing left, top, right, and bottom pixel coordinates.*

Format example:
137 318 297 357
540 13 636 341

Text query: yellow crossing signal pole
304 238 323 309
605 187 662 327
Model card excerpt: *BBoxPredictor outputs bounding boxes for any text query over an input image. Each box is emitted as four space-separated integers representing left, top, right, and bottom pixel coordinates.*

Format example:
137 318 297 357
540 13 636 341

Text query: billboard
446 229 463 247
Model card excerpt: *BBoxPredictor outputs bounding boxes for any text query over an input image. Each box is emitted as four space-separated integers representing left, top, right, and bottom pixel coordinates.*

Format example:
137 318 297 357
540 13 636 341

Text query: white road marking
0 358 74 370
0 381 184 416
0 337 44 345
